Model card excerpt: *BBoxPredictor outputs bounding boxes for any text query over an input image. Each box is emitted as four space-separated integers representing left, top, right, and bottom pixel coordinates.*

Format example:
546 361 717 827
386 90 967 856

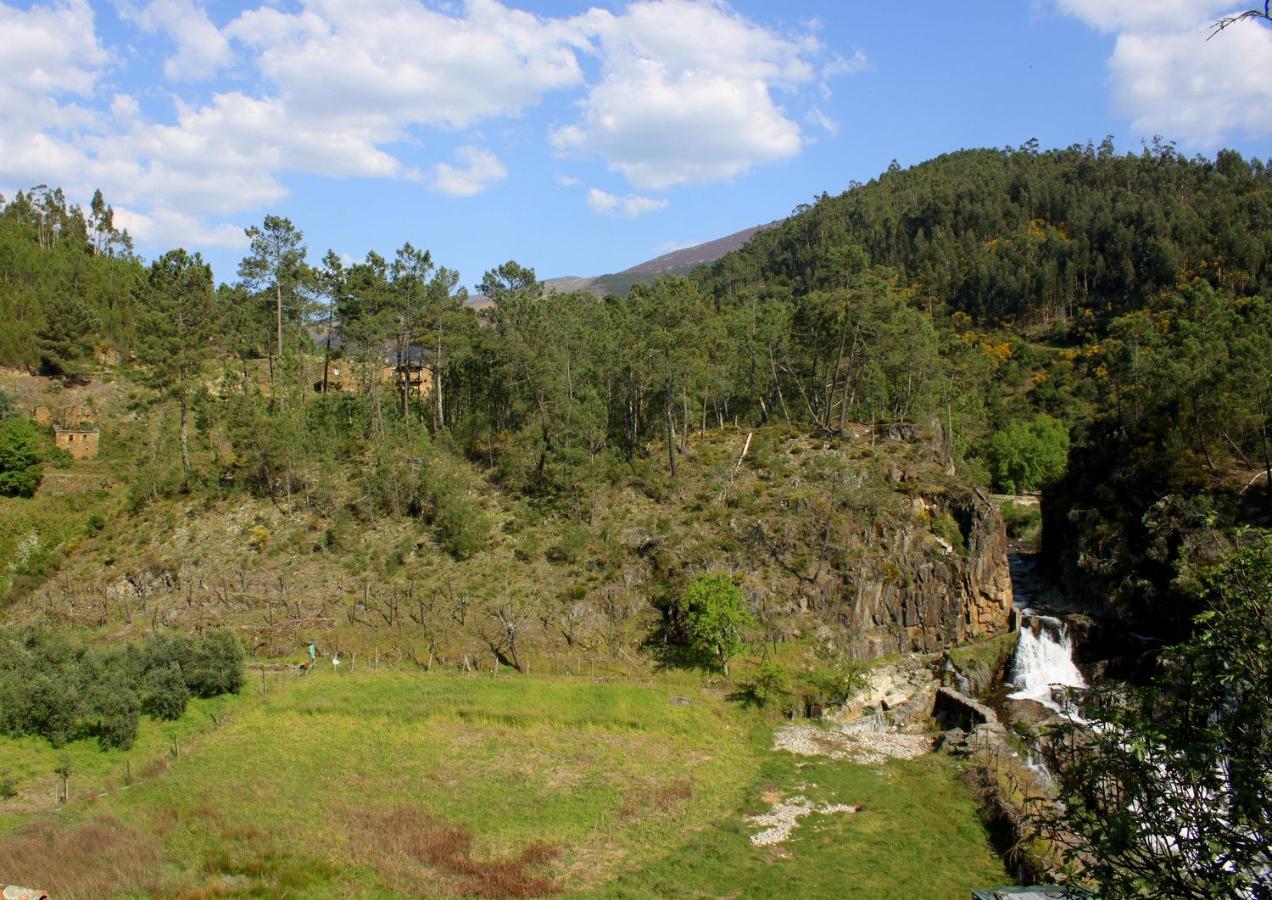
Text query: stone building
54 426 100 460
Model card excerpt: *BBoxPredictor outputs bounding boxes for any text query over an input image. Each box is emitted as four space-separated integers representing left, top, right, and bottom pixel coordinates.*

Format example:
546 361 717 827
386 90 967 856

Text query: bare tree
1209 3 1271 38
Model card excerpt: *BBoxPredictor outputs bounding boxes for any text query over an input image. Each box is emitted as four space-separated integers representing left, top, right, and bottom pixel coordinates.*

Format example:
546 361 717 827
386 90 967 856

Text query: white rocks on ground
747 795 860 846
773 724 933 765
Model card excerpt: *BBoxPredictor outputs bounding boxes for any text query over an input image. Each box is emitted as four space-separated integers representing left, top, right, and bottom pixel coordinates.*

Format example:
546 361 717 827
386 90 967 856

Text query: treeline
703 139 1272 325
0 187 140 374
5 144 1270 626
0 627 244 749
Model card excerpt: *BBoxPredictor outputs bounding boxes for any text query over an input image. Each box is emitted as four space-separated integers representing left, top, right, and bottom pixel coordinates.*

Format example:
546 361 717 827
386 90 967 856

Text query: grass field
0 670 1008 897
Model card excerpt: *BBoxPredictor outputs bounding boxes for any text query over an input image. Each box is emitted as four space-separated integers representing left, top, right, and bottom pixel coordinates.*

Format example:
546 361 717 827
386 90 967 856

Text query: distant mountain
542 221 779 297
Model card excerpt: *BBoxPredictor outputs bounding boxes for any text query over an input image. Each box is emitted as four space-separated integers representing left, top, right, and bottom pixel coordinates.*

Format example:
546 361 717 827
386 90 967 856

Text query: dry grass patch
0 814 162 899
618 778 693 819
358 806 561 897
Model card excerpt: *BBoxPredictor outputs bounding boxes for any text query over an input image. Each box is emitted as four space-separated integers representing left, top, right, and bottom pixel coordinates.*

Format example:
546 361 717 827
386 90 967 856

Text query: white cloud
113 205 247 248
431 146 507 197
226 0 586 131
552 0 824 190
1055 0 1272 146
823 49 869 77
556 174 582 187
1052 0 1226 34
807 107 839 135
120 0 233 81
0 0 851 255
586 187 668 218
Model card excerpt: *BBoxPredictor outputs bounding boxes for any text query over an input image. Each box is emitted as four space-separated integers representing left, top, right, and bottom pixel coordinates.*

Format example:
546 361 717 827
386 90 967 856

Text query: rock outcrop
845 488 1014 658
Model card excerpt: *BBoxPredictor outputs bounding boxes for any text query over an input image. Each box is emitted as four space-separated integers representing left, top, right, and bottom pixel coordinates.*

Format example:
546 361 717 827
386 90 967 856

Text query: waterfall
1008 615 1086 712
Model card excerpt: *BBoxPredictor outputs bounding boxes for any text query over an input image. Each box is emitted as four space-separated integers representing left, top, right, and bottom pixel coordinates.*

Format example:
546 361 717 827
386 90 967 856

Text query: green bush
930 512 966 554
0 669 83 746
0 417 45 497
432 483 490 560
186 628 246 697
1000 500 1041 542
86 673 140 750
746 660 795 713
140 662 190 720
985 414 1069 494
675 573 756 677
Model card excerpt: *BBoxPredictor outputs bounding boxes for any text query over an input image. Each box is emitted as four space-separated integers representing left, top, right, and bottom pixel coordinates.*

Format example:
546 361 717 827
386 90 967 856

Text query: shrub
185 628 245 697
0 417 45 497
140 663 190 720
1000 500 1041 542
0 669 83 747
143 632 194 670
86 674 140 750
432 483 489 560
930 511 966 554
746 660 795 712
675 573 756 677
985 414 1069 494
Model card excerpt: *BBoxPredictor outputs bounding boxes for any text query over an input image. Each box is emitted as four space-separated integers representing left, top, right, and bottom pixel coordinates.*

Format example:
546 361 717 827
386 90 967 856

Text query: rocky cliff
842 488 1014 657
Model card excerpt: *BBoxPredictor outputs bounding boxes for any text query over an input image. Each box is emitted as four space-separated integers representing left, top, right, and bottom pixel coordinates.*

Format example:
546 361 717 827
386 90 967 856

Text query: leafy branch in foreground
1035 539 1272 899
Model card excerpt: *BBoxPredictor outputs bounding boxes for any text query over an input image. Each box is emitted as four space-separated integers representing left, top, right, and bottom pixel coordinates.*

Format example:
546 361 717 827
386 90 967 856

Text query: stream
1004 552 1086 714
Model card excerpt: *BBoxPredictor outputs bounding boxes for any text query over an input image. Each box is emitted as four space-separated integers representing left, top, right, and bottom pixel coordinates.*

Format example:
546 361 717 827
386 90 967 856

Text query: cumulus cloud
1054 0 1272 146
553 0 821 189
0 0 855 254
431 146 507 197
585 187 668 217
119 0 233 81
112 205 247 248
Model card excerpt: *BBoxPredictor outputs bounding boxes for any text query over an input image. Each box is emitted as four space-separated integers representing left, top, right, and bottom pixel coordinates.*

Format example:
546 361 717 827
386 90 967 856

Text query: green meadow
0 670 1007 898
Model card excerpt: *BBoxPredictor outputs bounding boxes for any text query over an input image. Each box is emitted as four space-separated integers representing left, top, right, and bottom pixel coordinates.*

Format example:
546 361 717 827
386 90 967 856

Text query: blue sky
3 0 1272 288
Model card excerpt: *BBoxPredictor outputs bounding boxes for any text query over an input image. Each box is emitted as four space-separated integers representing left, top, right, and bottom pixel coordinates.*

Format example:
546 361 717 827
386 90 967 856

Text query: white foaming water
1008 616 1086 711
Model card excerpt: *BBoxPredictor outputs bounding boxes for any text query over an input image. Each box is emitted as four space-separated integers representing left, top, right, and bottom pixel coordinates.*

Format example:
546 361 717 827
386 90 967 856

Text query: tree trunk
275 283 285 412
665 397 677 478
434 329 444 428
179 392 191 487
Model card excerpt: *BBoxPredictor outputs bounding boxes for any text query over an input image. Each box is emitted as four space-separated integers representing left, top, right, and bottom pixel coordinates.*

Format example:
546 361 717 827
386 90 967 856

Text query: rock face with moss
840 487 1013 657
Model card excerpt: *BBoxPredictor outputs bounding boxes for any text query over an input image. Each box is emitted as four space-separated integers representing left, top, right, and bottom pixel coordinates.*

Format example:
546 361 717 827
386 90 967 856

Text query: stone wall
54 428 99 460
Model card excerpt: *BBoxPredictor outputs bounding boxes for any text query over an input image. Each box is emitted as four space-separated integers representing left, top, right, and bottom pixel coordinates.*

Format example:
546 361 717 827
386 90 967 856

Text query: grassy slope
0 672 1008 898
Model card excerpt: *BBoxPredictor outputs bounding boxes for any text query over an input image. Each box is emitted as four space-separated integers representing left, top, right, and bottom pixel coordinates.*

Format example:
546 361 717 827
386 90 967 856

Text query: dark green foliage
431 481 490 560
1042 284 1272 630
0 187 139 371
1040 540 1272 898
85 671 140 750
0 628 243 750
675 573 756 676
140 663 190 720
986 414 1069 493
185 628 246 698
0 417 44 496
0 668 82 747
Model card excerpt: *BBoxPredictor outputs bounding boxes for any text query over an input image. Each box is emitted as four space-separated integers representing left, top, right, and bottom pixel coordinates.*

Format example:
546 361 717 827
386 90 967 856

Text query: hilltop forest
3 141 1269 635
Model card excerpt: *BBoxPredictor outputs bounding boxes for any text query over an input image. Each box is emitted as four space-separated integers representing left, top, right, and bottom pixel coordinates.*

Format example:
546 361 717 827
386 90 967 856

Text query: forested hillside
1 141 1269 639
0 187 140 375
697 141 1272 631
